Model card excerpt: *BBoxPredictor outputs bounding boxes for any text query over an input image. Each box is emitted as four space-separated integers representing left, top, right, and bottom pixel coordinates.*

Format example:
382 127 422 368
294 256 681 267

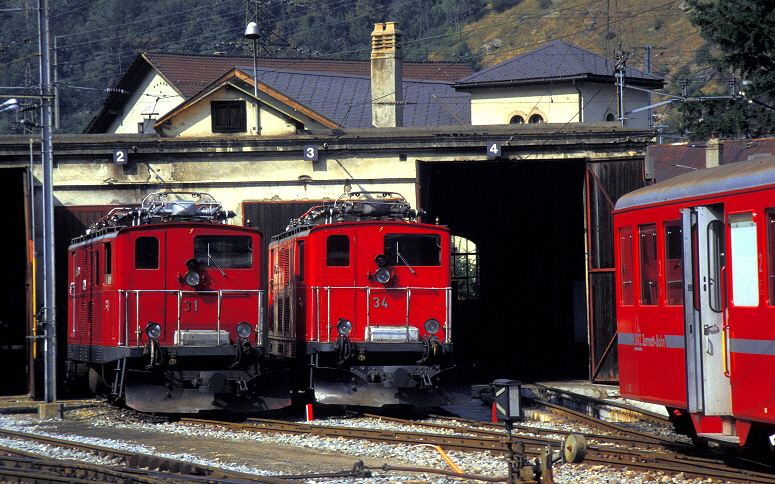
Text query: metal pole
645 45 652 129
38 0 56 403
253 38 259 134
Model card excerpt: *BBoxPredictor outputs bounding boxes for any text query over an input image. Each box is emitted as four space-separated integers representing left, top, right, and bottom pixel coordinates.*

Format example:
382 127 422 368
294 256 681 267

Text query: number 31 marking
372 297 388 308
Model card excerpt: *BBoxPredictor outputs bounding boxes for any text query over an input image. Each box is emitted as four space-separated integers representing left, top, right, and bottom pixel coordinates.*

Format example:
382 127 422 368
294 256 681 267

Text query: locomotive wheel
563 433 587 463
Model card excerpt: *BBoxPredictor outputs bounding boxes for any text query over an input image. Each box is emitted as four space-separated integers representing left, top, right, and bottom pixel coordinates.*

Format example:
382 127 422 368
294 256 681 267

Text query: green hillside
0 0 713 134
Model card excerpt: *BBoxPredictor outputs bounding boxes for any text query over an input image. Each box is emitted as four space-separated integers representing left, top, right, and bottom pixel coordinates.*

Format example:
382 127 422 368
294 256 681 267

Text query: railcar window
664 221 683 305
707 220 725 313
327 235 350 266
194 236 253 268
384 234 441 266
135 237 159 269
729 213 758 307
639 224 659 305
619 226 634 305
768 209 775 305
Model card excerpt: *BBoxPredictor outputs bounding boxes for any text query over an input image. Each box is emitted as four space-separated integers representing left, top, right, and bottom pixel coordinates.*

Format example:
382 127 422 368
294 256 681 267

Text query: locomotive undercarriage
68 344 290 414
301 340 471 408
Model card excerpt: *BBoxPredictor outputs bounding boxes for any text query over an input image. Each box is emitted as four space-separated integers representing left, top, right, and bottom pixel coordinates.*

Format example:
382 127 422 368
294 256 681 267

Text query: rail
117 289 264 347
310 286 451 343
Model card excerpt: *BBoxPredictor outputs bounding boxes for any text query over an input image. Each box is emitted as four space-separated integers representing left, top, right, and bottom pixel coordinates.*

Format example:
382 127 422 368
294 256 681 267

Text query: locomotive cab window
194 235 253 268
326 235 350 266
639 224 659 305
104 242 112 285
729 212 758 306
135 237 159 269
296 240 305 282
384 234 441 266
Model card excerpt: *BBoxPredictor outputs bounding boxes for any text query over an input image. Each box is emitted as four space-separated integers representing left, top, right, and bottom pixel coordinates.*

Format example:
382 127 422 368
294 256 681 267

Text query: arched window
528 113 544 123
606 112 616 122
509 115 525 124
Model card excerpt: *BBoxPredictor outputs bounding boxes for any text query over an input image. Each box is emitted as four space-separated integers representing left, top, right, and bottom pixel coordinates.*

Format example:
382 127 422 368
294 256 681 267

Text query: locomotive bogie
614 158 775 449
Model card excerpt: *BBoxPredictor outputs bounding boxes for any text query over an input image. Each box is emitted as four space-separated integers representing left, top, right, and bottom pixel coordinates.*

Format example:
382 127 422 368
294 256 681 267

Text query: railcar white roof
615 155 775 211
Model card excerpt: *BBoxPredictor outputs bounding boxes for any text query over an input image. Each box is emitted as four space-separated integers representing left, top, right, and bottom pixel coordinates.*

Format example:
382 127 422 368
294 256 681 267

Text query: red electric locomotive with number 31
267 192 470 407
66 192 289 414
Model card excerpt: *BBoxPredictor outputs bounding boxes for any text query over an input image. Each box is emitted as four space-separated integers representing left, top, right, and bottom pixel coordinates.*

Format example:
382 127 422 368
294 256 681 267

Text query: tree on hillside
680 0 775 139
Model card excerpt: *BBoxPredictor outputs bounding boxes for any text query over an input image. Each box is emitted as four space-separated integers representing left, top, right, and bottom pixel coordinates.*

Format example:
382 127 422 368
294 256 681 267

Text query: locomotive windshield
194 235 253 268
384 234 441 266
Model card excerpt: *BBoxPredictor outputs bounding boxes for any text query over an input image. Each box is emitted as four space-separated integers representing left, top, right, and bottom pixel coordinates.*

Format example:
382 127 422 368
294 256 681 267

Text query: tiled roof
455 40 664 89
145 52 474 98
162 66 470 129
650 138 775 182
250 67 469 128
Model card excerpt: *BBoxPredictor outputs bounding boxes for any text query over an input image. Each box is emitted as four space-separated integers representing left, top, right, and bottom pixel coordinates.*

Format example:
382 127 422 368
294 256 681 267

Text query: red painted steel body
614 157 775 448
66 192 288 414
267 193 469 407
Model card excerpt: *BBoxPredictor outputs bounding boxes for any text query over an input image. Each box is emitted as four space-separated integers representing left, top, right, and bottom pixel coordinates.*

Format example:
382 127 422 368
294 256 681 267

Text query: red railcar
267 192 470 407
614 156 775 449
67 192 288 414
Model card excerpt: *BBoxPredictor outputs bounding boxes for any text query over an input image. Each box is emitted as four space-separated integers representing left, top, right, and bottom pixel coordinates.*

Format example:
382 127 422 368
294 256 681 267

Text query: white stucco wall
45 150 419 226
156 86 304 138
469 85 581 125
470 82 653 129
108 72 183 134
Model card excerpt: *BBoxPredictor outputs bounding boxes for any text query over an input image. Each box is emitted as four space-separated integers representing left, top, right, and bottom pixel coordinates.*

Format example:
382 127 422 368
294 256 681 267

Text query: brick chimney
371 22 403 128
706 132 723 168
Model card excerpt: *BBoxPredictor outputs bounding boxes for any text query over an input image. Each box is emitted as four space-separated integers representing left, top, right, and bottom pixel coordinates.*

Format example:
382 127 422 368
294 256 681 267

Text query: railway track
179 408 775 483
2 397 775 483
0 428 290 483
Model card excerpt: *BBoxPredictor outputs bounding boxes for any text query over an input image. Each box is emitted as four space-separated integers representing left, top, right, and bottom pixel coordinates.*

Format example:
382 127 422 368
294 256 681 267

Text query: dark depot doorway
419 159 589 383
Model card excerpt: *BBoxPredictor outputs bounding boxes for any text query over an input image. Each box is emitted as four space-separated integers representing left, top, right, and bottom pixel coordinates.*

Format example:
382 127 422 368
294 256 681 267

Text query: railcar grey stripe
618 333 635 345
618 332 684 349
665 335 685 349
730 339 775 355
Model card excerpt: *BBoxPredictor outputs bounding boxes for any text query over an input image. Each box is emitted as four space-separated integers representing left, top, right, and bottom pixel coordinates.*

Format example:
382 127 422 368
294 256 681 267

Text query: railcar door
681 205 732 416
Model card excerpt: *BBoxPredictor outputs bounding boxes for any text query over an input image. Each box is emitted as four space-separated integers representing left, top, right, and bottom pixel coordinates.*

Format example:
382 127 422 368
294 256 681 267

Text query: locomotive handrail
118 289 264 347
309 286 451 343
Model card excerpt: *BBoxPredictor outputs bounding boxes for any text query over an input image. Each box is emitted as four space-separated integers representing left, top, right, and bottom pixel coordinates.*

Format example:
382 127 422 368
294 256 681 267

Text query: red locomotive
267 192 470 407
66 192 289 414
614 156 775 449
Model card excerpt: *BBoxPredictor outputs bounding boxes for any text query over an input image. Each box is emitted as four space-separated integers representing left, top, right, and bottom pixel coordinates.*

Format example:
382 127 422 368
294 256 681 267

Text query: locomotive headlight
424 318 441 335
336 318 352 336
374 267 391 284
184 270 201 286
145 322 162 340
236 321 252 339
184 258 201 287
374 254 388 267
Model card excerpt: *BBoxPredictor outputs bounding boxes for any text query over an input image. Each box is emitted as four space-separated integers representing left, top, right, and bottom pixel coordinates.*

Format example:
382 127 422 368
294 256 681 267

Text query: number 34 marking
372 297 388 308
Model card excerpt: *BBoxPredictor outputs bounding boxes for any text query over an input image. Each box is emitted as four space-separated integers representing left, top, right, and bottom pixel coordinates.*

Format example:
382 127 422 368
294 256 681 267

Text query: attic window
211 100 246 133
528 114 544 123
509 115 524 124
